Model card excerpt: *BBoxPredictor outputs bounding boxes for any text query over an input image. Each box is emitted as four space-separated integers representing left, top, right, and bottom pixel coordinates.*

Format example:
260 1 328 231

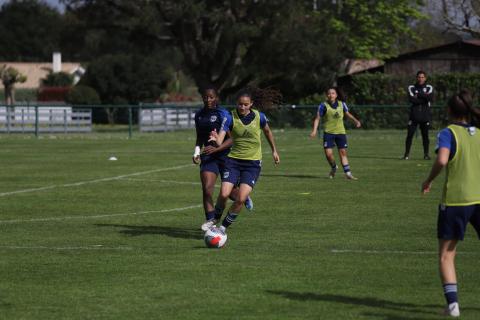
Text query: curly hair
236 86 283 111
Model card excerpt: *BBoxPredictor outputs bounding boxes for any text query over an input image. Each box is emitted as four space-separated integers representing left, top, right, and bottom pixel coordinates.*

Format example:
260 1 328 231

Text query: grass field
0 129 478 320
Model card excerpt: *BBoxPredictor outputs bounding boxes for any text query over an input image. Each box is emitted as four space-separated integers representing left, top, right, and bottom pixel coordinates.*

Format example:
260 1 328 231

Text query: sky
0 0 65 12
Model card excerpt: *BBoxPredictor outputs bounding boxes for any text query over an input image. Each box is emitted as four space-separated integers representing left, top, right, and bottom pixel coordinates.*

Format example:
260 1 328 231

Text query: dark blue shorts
221 157 262 188
437 204 480 240
323 133 348 149
200 154 227 175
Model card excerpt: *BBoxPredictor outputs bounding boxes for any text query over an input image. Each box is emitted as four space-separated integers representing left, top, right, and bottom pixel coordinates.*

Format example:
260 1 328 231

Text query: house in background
338 39 480 85
0 53 84 90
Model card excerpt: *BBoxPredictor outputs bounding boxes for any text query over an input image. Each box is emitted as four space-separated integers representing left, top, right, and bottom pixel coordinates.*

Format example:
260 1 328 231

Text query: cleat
219 225 226 233
424 154 431 160
245 196 254 211
443 302 460 317
402 155 409 160
329 165 338 179
345 173 358 180
201 219 217 231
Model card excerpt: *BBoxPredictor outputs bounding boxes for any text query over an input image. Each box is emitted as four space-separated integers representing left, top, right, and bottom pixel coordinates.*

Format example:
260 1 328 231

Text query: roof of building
388 39 480 62
0 62 82 89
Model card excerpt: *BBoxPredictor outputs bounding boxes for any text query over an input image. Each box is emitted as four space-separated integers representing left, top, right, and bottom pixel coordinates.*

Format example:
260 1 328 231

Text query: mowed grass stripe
0 130 478 320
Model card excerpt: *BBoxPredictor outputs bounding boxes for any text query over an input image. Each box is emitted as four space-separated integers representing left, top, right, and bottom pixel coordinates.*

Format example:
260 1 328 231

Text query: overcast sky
0 0 65 12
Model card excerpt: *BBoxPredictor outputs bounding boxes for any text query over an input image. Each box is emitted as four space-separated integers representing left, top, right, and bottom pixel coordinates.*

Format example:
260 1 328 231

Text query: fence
139 107 196 132
0 105 92 134
0 104 448 137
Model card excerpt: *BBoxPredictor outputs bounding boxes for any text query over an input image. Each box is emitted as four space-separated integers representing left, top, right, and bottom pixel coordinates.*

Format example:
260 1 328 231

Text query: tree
41 70 74 87
61 0 425 101
79 54 171 123
0 0 64 61
441 0 480 37
0 65 27 105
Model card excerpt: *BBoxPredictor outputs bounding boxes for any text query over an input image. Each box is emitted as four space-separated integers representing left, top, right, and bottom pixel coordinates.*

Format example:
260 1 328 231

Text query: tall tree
0 0 64 61
61 0 425 101
441 0 480 37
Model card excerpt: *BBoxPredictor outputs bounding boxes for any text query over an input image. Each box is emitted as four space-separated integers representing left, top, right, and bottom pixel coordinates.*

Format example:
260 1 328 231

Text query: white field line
121 178 201 186
0 204 201 224
331 249 479 255
0 245 133 251
0 163 194 197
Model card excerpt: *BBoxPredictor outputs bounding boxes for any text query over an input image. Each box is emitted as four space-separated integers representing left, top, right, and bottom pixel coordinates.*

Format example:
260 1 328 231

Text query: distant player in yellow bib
310 87 361 179
421 90 480 317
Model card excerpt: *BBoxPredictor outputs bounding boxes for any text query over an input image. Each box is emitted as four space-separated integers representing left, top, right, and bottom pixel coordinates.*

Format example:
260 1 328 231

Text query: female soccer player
421 90 480 317
205 88 280 234
193 88 252 231
309 87 361 179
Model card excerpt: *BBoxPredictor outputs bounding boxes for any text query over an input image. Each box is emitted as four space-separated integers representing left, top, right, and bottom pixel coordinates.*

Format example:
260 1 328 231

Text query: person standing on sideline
403 70 434 160
421 90 480 317
309 87 361 180
193 88 253 232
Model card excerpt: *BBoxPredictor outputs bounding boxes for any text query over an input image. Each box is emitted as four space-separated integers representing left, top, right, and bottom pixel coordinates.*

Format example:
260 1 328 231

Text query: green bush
346 73 480 105
65 85 101 105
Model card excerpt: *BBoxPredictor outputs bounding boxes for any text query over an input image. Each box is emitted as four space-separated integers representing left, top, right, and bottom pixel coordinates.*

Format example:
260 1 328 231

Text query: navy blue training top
194 106 230 155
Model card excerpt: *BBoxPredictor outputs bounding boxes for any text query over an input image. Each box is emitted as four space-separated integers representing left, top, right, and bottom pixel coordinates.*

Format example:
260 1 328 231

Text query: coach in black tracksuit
403 70 433 160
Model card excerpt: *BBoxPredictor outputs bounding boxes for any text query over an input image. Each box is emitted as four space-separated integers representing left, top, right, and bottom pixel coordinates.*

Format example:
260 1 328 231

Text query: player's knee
439 251 455 264
219 189 231 200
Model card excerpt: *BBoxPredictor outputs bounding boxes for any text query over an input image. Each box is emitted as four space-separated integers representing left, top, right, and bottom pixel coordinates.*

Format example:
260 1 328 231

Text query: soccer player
421 90 480 317
205 88 280 234
309 86 361 180
403 70 434 160
193 88 252 232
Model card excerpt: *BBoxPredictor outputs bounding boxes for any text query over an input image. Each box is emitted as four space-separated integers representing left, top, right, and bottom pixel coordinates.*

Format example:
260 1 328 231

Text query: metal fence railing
0 104 448 137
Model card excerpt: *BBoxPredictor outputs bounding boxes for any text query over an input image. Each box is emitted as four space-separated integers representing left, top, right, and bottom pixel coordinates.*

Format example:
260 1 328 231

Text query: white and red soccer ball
204 227 227 248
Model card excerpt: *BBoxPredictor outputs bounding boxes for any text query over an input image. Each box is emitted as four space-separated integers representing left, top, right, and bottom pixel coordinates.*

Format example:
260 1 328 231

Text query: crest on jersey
210 115 217 122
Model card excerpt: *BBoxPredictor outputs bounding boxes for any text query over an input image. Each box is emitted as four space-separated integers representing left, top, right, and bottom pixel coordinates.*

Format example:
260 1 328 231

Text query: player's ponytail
237 86 282 111
448 90 480 128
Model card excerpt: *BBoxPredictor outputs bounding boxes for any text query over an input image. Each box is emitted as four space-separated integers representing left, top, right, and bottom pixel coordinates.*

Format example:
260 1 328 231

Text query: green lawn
0 129 478 319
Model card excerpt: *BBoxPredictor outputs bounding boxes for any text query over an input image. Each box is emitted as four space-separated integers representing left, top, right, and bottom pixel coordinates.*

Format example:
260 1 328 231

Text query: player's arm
192 119 201 164
309 112 321 138
418 85 434 103
407 85 423 104
345 111 361 128
421 147 450 194
262 124 280 165
203 132 233 155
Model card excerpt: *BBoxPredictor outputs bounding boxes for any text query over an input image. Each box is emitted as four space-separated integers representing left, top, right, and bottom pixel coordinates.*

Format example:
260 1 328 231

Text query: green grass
0 129 478 320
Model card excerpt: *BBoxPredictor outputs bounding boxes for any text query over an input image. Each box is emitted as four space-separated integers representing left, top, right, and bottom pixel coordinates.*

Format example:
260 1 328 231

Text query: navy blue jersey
195 107 230 153
222 109 268 131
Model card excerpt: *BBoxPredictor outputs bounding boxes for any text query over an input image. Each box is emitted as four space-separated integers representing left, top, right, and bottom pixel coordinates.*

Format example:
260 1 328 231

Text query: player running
193 88 253 232
421 90 480 317
309 86 361 180
205 88 280 234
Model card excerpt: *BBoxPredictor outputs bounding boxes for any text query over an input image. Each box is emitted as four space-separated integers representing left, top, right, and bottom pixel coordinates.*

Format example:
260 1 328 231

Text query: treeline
1 0 426 106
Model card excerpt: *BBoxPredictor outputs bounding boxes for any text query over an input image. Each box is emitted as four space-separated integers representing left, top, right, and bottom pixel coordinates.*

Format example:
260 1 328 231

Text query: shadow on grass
261 173 321 179
348 155 403 160
266 290 452 319
95 224 203 240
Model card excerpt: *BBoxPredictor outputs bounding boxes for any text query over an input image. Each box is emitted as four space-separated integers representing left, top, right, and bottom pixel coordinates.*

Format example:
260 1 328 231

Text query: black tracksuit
404 83 434 157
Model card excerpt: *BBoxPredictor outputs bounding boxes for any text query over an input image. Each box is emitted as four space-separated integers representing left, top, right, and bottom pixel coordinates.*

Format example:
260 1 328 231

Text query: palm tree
0 65 27 105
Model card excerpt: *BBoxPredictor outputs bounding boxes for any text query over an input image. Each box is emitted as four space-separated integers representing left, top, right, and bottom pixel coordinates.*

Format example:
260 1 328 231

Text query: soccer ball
204 227 227 248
